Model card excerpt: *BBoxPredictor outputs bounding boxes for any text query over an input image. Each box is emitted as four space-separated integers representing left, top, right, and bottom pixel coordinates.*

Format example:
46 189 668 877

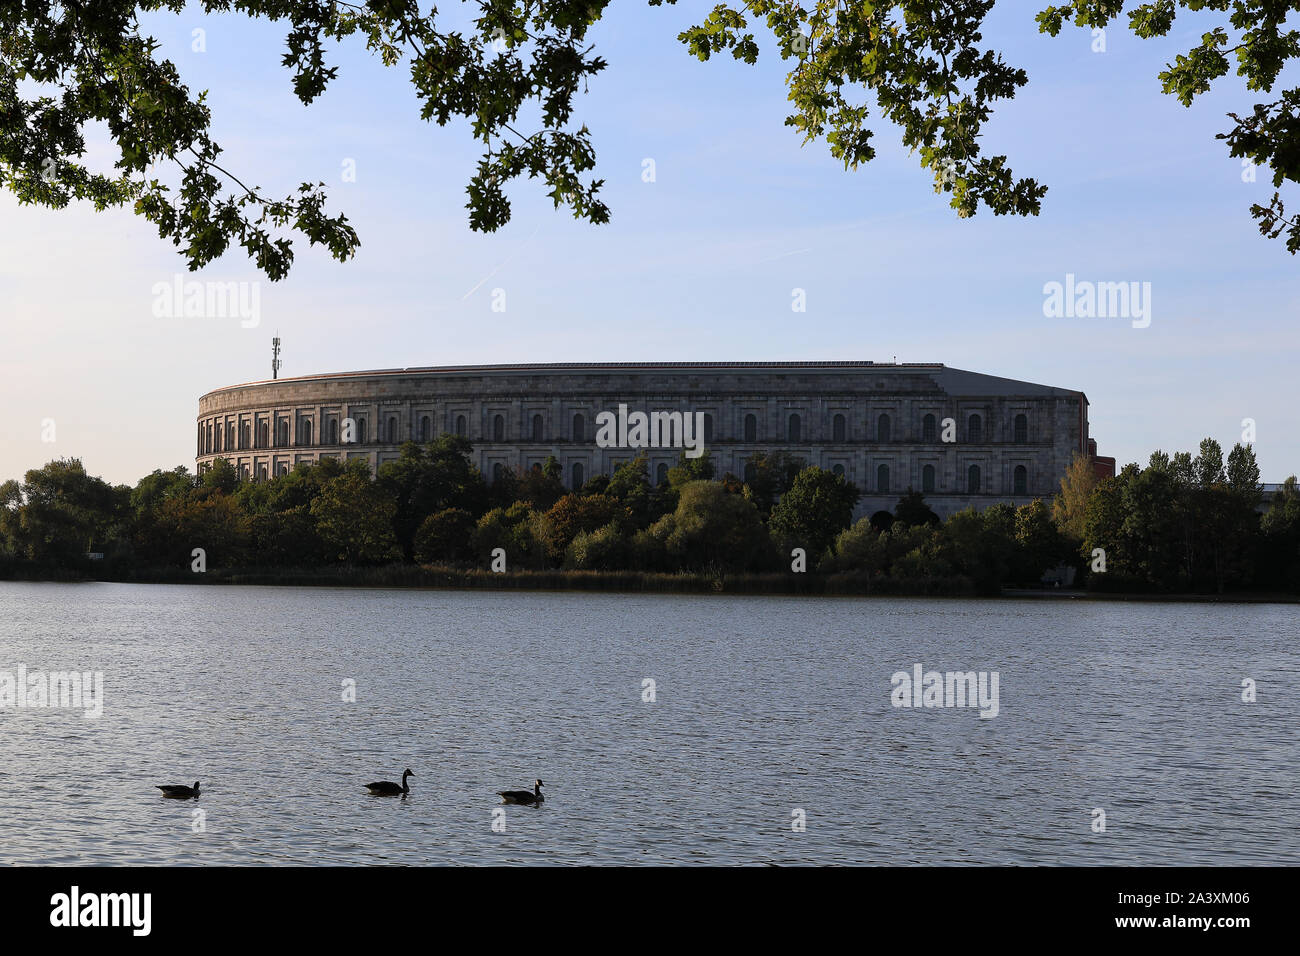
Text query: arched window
703 413 713 445
357 418 367 444
572 413 585 442
257 464 267 481
387 416 398 443
227 424 235 449
328 419 339 445
832 463 845 477
241 423 251 450
277 420 288 446
877 463 890 493
744 413 757 442
420 416 431 441
532 414 544 442
968 464 981 493
300 420 313 446
877 414 891 443
922 464 936 492
258 421 268 448
492 463 504 482
788 413 802 443
968 414 983 443
743 461 756 483
656 462 669 485
240 464 249 481
922 414 937 442
456 415 466 437
206 423 213 453
215 428 223 453
571 462 585 489
494 415 505 442
1014 414 1028 444
1014 465 1028 495
832 414 846 442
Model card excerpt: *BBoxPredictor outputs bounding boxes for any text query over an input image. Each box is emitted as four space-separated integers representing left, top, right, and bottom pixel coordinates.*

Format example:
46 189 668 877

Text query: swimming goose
498 779 544 805
365 768 413 796
157 781 200 799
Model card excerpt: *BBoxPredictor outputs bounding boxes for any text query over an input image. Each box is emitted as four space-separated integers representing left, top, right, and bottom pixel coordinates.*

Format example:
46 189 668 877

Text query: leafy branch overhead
1 1 1297 281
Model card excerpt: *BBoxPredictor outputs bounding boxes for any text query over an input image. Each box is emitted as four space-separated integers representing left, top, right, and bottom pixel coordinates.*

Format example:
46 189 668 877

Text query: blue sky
1 2 1296 486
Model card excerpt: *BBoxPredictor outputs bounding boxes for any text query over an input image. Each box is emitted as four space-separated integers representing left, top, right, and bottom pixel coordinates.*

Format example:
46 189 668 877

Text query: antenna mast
272 336 282 380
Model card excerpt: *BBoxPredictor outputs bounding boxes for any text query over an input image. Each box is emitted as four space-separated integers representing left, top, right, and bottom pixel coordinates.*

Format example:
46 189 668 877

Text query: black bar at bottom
0 866 1279 941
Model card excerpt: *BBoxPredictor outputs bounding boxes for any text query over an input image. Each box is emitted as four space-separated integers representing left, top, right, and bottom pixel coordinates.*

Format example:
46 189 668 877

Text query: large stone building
196 361 1105 518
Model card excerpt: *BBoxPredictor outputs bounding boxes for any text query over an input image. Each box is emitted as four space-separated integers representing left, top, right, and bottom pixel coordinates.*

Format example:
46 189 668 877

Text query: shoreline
2 565 1297 604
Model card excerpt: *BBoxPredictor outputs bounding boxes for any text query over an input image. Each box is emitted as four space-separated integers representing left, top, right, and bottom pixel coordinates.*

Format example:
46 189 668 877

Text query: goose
365 768 413 796
498 779 544 805
157 781 200 799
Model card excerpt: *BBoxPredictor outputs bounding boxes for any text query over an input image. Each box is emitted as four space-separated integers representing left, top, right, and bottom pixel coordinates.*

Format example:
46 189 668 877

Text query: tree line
1 435 1296 595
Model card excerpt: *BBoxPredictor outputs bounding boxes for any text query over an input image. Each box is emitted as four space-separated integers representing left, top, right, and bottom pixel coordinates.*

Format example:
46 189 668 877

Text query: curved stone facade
196 361 1094 518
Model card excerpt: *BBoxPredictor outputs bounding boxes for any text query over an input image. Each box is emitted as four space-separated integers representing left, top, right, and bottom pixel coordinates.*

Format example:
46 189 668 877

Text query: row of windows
199 415 414 454
201 410 1035 453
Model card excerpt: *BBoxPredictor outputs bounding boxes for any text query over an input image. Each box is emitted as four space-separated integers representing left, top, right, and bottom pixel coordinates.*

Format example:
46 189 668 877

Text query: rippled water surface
0 582 1296 865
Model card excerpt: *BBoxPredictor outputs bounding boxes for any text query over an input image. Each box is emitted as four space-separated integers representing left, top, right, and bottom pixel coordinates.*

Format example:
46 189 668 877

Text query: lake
0 582 1296 865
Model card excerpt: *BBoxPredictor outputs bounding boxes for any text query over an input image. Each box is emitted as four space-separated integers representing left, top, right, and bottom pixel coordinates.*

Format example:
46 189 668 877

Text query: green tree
605 455 663 527
513 456 567 512
200 457 242 495
309 464 399 564
662 450 717 510
1260 476 1300 591
471 501 545 569
928 506 1017 593
741 450 806 516
769 466 861 559
1013 499 1067 583
652 480 773 573
413 508 477 565
894 489 939 527
151 489 250 568
377 436 486 561
667 450 716 487
131 466 195 516
6 0 1300 276
8 459 128 563
682 0 1300 251
247 506 329 566
565 521 629 570
1120 463 1185 589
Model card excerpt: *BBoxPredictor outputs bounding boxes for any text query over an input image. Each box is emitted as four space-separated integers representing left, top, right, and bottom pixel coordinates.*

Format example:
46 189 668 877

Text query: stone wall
195 361 1090 519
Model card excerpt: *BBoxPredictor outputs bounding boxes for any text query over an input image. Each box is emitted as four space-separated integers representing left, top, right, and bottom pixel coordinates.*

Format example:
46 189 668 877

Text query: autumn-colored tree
537 493 628 566
1051 453 1098 542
